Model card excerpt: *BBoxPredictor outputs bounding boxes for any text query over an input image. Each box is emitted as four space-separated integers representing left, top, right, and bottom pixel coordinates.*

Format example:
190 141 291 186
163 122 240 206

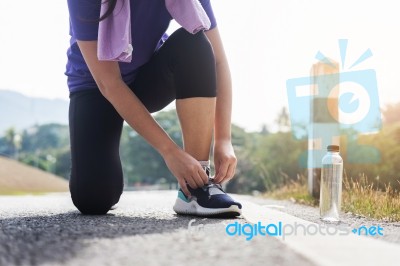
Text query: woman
66 0 242 216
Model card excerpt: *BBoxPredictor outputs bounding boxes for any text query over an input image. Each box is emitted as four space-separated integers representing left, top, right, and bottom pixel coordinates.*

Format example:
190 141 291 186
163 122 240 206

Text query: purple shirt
65 0 217 92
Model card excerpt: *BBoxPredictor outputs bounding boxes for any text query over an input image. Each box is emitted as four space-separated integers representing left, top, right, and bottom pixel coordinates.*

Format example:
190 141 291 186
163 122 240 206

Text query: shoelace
196 165 224 192
202 180 223 192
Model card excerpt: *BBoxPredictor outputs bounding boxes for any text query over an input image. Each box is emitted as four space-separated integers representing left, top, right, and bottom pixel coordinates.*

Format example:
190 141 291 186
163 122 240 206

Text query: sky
1 0 400 132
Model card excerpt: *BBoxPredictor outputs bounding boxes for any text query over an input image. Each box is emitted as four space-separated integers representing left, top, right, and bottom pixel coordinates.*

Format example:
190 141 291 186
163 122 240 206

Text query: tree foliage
0 124 71 179
1 102 400 194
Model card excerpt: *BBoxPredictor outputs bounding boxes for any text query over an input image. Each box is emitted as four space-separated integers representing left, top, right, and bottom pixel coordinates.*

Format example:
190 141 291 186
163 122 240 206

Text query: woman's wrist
158 140 181 158
214 121 232 144
214 137 232 146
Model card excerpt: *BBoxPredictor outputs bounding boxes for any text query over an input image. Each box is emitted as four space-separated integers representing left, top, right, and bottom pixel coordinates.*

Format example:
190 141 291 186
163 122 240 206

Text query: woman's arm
204 28 237 184
76 40 208 195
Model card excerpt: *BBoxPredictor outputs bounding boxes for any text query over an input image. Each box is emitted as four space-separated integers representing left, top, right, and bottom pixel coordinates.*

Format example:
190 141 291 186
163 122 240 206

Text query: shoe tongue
207 181 224 195
209 186 224 195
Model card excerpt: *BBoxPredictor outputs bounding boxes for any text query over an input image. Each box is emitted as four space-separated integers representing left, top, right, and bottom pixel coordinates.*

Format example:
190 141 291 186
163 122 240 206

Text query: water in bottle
319 145 343 222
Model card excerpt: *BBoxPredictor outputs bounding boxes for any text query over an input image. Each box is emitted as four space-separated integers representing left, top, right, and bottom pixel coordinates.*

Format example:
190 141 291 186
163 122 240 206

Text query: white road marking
240 200 399 266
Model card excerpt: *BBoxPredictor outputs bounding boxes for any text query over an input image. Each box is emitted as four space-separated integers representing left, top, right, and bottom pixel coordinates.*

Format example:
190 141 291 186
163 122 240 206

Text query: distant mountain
0 90 69 133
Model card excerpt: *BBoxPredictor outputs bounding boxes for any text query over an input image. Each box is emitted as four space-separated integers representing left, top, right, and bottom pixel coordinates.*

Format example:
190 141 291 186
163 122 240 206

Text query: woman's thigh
130 28 217 113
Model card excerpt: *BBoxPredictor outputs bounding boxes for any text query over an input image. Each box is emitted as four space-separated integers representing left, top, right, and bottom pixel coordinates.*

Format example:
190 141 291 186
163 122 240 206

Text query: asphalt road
0 191 314 266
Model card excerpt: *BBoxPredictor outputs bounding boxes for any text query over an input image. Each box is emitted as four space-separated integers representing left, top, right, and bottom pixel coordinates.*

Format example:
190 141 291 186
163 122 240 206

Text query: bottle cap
327 145 340 152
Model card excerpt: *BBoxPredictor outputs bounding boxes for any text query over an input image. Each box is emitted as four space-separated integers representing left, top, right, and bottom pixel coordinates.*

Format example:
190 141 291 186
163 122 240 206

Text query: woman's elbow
95 77 124 100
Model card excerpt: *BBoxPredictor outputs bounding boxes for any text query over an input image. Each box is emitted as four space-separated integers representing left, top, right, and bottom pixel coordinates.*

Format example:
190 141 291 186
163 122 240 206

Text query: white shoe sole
173 197 242 217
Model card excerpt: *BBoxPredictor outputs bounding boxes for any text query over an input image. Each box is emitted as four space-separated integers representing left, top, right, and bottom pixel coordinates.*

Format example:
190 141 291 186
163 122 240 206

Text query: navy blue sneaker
173 175 242 218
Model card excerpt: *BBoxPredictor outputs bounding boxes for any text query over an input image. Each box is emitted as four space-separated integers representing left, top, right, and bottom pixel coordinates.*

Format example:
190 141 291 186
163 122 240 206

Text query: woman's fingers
178 178 191 197
214 161 229 183
163 147 210 193
191 174 203 188
198 168 209 184
222 163 236 184
185 175 198 190
214 157 237 184
188 167 208 188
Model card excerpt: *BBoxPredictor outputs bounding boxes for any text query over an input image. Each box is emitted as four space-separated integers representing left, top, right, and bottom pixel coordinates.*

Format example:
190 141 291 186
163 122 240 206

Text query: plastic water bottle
319 145 343 222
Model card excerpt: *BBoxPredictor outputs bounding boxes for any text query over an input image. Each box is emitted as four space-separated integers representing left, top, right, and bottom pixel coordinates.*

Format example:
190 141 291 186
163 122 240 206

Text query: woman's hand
213 140 237 184
162 147 209 197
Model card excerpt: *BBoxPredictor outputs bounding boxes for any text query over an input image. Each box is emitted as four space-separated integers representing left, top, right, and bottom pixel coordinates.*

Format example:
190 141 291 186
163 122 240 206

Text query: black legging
69 28 217 214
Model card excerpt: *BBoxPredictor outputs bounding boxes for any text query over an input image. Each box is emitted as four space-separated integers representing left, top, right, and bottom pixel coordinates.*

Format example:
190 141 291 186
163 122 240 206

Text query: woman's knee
170 28 214 54
168 28 217 99
170 28 216 70
70 181 122 215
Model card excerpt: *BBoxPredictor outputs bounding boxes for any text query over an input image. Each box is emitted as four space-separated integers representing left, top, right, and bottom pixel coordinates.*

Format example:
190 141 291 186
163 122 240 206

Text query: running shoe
173 168 242 217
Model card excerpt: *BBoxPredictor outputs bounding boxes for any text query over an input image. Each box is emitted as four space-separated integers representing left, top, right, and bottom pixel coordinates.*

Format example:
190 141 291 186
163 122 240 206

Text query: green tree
10 123 71 178
54 147 71 179
21 124 69 152
2 127 21 158
119 110 183 186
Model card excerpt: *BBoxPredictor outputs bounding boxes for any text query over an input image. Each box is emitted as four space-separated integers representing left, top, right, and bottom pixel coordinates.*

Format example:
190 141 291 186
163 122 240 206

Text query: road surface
1 191 399 266
0 191 313 266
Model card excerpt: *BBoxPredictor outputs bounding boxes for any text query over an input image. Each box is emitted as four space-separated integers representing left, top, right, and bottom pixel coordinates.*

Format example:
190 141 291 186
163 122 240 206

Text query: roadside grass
343 175 400 222
264 175 318 207
264 174 400 222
